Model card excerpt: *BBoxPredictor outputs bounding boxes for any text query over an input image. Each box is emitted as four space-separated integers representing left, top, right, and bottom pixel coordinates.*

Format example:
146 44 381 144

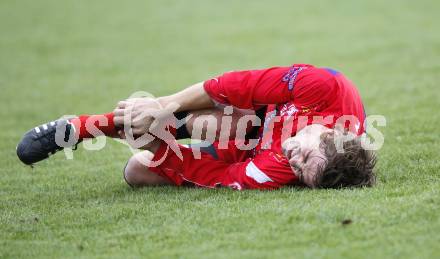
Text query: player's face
282 124 334 187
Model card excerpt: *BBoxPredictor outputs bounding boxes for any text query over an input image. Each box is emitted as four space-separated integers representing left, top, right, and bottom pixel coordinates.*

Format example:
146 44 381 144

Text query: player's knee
123 159 140 188
123 151 171 187
123 152 154 187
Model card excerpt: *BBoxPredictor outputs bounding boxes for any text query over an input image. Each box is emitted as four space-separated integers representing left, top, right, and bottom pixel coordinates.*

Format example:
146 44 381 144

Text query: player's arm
118 65 318 117
114 82 215 134
115 65 330 135
157 82 215 112
156 66 297 112
114 68 283 135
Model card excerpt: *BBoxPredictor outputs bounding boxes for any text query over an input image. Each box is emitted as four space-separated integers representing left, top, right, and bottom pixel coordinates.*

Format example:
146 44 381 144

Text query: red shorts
148 141 297 190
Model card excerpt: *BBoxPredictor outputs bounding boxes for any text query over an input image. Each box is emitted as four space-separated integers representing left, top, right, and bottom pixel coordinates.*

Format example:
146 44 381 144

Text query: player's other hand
113 97 161 136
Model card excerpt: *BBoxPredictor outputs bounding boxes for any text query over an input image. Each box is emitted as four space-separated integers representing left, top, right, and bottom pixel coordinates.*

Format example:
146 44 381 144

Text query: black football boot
16 118 79 165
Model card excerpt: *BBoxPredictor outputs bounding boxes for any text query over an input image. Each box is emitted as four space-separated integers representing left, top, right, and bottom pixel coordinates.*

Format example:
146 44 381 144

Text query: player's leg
16 106 263 167
131 140 288 190
123 150 172 187
122 107 261 188
175 106 264 141
16 113 118 165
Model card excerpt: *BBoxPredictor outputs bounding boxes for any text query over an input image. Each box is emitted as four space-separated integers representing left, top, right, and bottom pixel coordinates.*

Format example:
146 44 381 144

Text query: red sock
70 113 118 140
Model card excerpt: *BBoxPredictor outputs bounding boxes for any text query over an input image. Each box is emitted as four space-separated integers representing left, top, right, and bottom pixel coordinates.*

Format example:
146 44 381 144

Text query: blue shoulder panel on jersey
324 68 340 75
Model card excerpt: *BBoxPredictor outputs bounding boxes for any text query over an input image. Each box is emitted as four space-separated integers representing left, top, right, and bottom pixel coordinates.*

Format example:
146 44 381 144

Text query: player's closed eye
302 150 313 164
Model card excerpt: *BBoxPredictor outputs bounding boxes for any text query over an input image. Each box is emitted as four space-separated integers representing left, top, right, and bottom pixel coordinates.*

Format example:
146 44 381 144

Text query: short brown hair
315 133 377 188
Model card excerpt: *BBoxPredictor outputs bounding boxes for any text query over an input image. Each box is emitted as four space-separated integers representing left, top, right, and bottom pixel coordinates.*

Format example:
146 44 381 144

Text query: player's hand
282 138 306 178
113 97 161 136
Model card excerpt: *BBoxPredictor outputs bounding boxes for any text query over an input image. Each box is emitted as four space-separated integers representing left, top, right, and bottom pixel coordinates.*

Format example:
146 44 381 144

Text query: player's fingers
118 130 126 139
113 108 126 117
113 115 125 127
135 125 154 136
116 101 126 108
132 127 146 136
116 101 133 109
132 128 140 136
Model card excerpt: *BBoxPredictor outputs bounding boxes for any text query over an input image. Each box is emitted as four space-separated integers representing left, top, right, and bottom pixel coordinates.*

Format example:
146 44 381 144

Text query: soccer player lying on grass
17 64 376 190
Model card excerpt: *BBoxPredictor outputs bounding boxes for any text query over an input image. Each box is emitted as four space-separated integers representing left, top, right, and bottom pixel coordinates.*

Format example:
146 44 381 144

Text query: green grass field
1 0 440 258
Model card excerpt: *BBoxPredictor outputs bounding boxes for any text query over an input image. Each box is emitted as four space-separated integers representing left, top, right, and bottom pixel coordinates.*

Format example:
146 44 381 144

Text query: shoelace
34 121 78 153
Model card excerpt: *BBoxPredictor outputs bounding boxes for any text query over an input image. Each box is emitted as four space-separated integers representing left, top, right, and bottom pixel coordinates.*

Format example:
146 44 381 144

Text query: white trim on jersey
245 161 274 184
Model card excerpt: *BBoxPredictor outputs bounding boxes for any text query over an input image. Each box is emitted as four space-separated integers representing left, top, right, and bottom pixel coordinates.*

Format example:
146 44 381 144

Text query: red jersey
204 64 366 152
149 64 366 190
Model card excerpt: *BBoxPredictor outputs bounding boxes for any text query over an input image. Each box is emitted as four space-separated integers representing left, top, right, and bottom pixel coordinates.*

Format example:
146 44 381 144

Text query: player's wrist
157 95 182 113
